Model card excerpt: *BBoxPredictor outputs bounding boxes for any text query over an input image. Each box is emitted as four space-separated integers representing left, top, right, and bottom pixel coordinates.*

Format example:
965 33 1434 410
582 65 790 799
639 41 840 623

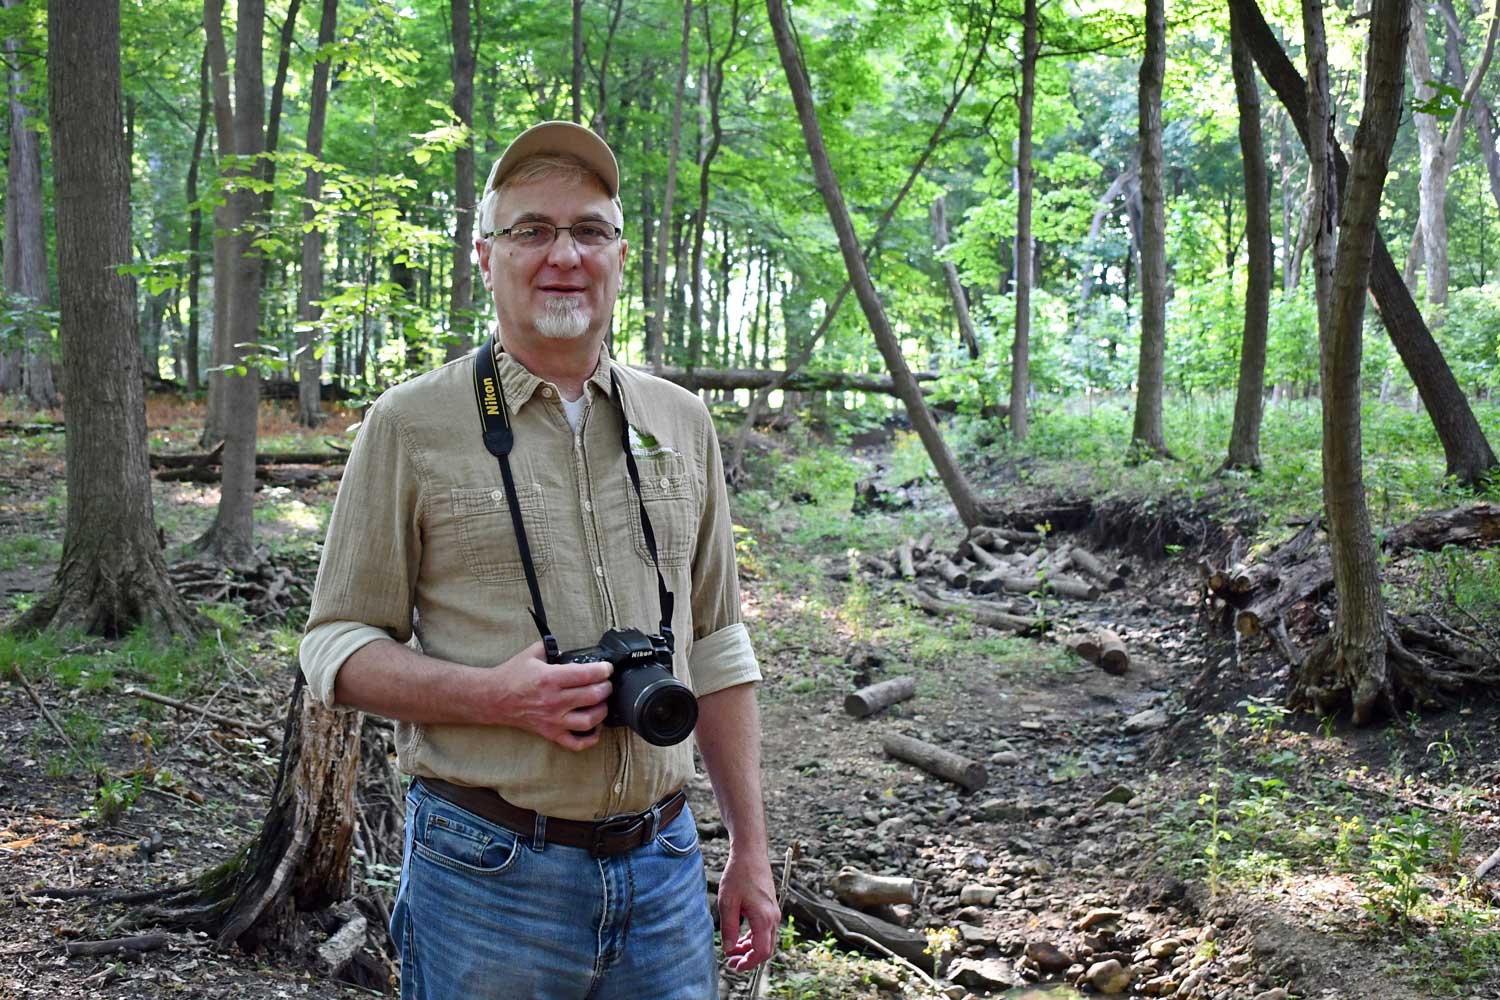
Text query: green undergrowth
1154 701 1500 995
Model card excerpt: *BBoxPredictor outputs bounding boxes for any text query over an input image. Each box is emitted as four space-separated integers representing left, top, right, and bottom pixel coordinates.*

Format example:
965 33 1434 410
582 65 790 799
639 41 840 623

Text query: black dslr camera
557 628 698 747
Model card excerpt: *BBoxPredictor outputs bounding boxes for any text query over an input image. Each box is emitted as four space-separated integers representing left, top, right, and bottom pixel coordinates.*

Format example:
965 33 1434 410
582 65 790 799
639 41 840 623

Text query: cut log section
831 868 918 908
1070 547 1125 591
844 676 917 718
1068 628 1129 674
882 733 987 791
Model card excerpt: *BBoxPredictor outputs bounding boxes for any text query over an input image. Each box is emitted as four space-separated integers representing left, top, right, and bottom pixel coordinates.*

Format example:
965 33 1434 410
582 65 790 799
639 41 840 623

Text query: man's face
477 174 627 346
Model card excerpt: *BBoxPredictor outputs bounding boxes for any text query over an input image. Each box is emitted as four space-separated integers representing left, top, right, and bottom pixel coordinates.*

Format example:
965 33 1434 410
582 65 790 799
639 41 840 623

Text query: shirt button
542 387 553 398
583 500 593 512
489 489 502 502
659 477 670 490
613 782 623 795
594 565 604 577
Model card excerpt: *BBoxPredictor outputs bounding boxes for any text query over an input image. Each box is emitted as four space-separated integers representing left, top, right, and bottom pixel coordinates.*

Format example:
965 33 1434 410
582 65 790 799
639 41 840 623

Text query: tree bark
767 0 989 528
196 0 266 566
2 0 58 410
931 196 980 360
1407 0 1450 309
1233 0 1498 486
14 0 197 638
1437 0 1500 218
445 0 476 364
1011 0 1039 440
296 0 338 426
201 0 236 447
572 0 584 123
646 1 693 368
1298 0 1412 724
1130 0 1170 459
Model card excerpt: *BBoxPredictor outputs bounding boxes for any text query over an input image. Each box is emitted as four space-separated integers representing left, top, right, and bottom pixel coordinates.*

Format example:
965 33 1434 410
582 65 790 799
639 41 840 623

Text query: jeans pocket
411 804 524 877
653 808 701 857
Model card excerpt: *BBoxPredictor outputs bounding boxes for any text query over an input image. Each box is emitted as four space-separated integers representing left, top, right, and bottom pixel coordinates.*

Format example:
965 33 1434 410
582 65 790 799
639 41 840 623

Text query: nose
544 229 583 267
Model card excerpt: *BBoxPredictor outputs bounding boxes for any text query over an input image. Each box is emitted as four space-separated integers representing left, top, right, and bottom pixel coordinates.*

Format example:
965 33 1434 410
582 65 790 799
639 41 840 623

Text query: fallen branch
124 687 278 737
10 664 81 761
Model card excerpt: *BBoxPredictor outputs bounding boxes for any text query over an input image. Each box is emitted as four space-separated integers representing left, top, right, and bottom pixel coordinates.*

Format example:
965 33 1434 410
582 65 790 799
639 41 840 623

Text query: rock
1140 974 1179 996
1094 784 1137 806
1253 990 1288 1000
1085 958 1134 994
947 957 1015 990
958 850 988 871
875 816 910 839
1024 940 1073 974
989 750 1023 766
960 884 999 906
1148 937 1182 959
1123 708 1169 734
957 907 987 924
959 923 993 946
1075 907 1124 932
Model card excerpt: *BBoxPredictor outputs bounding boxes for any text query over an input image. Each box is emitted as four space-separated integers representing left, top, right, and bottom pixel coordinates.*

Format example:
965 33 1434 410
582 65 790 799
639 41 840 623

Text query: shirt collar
491 339 614 416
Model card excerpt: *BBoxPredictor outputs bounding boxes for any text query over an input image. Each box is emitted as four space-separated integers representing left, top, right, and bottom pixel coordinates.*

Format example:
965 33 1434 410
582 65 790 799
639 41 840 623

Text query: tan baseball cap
483 120 620 198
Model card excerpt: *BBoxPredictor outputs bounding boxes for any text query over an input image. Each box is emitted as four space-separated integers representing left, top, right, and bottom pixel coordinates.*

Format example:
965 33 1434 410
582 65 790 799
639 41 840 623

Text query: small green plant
1199 714 1234 895
1240 696 1289 740
1363 808 1435 924
87 775 143 825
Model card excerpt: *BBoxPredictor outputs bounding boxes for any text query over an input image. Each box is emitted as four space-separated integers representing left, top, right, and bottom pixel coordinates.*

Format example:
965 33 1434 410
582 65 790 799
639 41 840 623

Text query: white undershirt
561 393 586 432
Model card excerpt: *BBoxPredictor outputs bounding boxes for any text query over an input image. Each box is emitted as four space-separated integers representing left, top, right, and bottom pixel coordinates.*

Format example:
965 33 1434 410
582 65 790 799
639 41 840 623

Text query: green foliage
1362 809 1435 925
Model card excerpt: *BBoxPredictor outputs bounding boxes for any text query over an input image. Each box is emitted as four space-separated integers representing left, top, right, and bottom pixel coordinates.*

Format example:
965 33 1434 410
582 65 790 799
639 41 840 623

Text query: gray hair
477 152 623 234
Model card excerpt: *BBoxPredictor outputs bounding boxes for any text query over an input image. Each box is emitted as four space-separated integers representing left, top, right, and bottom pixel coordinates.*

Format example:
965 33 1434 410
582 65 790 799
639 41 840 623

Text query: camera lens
628 676 698 746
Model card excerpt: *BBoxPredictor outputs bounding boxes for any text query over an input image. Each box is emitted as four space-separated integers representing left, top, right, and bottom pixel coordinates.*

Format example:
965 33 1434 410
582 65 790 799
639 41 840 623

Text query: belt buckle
591 812 646 857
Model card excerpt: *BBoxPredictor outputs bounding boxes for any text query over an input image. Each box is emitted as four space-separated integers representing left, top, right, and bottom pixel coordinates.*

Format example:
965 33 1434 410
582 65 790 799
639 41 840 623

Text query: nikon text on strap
470 335 675 658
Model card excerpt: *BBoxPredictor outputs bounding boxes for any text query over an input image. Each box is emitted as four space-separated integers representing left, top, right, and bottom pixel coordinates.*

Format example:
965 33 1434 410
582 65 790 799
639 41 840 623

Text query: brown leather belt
416 777 686 857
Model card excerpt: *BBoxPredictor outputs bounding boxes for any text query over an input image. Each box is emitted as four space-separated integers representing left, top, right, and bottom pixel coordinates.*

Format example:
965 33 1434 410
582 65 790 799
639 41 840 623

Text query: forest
2 0 1500 997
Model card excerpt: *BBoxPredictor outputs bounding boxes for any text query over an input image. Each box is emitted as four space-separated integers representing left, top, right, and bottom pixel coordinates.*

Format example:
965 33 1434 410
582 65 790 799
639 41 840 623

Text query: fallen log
882 733 987 791
972 525 1043 547
1070 547 1125 591
64 933 170 958
642 365 937 396
315 914 369 977
151 448 347 469
831 868 918 908
783 880 934 972
1234 556 1333 637
844 676 917 718
1069 628 1129 674
1384 502 1500 553
860 553 898 579
905 586 1043 634
1043 573 1100 601
896 539 916 579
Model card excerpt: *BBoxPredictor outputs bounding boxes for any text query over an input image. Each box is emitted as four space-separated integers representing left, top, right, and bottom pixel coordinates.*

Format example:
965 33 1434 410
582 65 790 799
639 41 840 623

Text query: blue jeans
390 781 717 1000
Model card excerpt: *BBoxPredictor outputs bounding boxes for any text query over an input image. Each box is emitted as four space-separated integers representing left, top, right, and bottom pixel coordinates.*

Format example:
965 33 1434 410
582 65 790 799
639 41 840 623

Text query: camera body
557 627 698 747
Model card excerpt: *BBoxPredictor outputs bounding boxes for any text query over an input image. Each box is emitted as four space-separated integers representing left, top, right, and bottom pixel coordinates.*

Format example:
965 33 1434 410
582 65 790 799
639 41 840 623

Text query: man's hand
486 641 613 750
717 843 779 972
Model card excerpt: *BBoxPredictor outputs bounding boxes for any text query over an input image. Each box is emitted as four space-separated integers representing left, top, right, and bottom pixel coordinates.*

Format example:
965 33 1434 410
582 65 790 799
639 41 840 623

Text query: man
299 121 778 999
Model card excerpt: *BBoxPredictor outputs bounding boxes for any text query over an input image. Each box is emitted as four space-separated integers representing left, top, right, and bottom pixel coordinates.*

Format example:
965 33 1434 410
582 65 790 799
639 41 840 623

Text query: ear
476 237 494 290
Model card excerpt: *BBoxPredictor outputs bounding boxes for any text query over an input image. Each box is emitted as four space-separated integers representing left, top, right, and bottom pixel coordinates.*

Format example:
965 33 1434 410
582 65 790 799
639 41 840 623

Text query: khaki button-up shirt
299 344 760 820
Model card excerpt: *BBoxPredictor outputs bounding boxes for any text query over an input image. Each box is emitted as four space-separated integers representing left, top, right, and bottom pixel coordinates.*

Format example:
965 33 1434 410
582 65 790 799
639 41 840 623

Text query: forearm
333 638 501 724
694 682 769 853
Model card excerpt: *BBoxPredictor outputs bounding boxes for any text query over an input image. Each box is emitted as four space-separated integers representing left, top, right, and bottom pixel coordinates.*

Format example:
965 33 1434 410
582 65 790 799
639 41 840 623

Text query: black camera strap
471 335 675 658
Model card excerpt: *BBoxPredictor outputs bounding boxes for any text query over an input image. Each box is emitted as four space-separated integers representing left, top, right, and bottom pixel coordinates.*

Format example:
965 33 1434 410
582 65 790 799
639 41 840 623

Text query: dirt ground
2 414 1497 1000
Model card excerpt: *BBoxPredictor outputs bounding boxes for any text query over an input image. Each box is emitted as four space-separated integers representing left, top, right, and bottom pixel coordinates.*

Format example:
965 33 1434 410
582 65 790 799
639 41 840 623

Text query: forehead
495 175 621 225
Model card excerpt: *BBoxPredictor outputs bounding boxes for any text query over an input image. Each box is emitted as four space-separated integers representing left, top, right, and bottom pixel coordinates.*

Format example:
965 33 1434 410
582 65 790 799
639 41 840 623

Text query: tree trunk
201 0 236 447
186 52 210 397
445 0 476 364
646 1 693 368
931 195 980 360
2 0 58 410
1011 0 1038 441
688 0 743 374
1297 0 1413 724
767 0 988 528
14 0 197 638
1130 0 1170 459
297 0 339 426
1438 0 1500 217
1407 0 1451 309
1225 1 1270 472
196 0 266 566
1233 0 1498 486
572 0 584 123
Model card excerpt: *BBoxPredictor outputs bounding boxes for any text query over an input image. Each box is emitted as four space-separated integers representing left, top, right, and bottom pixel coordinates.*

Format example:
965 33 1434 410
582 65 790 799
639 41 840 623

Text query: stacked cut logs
859 526 1132 606
1198 519 1332 638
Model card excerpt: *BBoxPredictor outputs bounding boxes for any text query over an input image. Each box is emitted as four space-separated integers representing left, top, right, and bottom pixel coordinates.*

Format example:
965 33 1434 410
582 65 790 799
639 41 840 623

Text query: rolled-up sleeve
300 398 427 707
687 406 761 696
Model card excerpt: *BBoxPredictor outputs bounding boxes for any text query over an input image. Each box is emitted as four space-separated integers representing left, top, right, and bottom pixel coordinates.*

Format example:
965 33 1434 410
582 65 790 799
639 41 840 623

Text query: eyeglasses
482 221 622 251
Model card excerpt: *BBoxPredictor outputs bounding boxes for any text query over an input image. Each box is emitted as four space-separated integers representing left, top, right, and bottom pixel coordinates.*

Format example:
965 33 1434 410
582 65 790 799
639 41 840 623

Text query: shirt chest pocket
451 483 551 586
626 453 696 569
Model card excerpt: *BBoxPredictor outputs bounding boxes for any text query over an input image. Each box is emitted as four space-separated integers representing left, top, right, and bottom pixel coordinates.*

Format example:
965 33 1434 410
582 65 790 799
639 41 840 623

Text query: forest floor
1 395 1498 1000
